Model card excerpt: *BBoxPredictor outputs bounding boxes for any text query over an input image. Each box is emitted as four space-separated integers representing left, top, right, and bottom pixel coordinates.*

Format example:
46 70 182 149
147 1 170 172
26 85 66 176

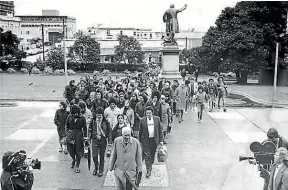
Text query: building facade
0 1 14 16
81 26 205 64
0 13 21 36
59 26 205 65
17 10 76 45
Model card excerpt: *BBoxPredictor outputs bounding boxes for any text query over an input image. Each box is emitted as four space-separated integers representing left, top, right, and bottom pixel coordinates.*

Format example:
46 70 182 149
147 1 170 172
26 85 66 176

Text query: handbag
157 145 168 162
65 130 76 144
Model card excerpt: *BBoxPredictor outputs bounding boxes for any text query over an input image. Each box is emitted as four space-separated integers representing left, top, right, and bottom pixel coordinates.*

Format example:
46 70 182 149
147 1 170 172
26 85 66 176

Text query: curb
229 91 288 108
0 99 63 102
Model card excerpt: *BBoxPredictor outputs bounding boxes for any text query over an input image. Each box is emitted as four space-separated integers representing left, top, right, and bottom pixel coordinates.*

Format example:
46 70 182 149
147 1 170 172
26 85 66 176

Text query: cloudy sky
14 0 238 32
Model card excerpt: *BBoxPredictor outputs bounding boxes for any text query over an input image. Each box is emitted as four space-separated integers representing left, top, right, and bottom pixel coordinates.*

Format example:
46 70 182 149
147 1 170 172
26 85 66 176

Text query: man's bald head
170 4 175 8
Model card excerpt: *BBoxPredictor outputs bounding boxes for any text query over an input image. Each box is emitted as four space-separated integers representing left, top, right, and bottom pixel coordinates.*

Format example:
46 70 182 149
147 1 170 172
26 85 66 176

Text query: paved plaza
1 101 287 190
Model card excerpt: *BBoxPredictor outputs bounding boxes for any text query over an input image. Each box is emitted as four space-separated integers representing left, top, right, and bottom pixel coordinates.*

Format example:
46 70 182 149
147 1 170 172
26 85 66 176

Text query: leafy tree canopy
114 35 145 65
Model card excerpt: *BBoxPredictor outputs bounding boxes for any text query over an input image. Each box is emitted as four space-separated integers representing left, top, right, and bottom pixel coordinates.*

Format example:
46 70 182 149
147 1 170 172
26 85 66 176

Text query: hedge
67 62 149 72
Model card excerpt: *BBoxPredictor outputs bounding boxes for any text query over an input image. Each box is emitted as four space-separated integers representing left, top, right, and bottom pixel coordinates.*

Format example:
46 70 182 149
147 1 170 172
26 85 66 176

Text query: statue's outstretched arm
177 4 187 13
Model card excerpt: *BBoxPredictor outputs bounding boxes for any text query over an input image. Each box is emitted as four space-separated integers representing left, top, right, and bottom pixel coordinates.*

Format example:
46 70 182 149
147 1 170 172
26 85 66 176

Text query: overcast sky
14 0 238 32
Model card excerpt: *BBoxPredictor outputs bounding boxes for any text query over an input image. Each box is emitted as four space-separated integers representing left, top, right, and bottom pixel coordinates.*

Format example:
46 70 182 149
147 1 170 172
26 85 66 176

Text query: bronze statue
163 4 187 45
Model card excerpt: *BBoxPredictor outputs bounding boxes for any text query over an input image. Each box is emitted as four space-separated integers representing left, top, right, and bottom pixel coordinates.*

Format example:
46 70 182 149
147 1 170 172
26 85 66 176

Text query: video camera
239 141 276 166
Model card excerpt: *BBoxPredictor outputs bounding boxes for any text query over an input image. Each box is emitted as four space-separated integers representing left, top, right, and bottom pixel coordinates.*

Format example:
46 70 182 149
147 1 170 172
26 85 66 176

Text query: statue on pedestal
162 4 187 46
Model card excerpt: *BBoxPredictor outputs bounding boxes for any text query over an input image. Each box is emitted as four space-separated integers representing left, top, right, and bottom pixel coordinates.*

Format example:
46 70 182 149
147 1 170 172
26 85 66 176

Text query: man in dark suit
268 147 288 190
139 106 163 178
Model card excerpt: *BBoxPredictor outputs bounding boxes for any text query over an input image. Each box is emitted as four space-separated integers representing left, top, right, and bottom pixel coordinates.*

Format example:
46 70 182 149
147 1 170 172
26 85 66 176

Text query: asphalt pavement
1 101 288 190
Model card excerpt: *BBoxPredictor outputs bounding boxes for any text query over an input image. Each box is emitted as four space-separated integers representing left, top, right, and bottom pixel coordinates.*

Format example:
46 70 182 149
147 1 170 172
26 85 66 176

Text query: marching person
196 86 208 123
112 114 129 143
79 102 93 158
104 98 122 129
108 127 142 190
134 94 147 139
139 106 163 178
88 107 112 177
175 80 188 123
64 80 77 106
54 101 69 154
160 95 171 144
65 105 87 173
207 78 218 112
121 99 135 129
217 77 228 112
91 90 108 115
267 147 288 190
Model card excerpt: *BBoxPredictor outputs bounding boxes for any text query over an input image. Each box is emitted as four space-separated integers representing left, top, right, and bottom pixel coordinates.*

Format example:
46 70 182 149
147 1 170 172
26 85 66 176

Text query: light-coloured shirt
147 117 154 138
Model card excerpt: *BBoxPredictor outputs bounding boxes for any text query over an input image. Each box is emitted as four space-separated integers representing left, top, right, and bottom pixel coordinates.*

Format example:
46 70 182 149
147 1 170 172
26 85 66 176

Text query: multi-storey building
82 25 205 64
0 1 21 36
17 10 76 45
0 1 14 16
0 13 21 36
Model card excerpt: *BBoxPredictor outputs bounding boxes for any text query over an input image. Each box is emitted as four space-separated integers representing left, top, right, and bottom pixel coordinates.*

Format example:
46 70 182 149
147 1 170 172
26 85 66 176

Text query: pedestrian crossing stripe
103 165 169 187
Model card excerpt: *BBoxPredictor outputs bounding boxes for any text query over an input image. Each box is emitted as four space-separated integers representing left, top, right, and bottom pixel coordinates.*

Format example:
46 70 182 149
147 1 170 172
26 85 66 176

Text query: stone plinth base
160 45 182 81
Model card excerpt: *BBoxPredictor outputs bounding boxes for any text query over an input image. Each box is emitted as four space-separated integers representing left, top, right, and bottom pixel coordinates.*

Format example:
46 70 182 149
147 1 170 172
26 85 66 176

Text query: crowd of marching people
53 72 228 188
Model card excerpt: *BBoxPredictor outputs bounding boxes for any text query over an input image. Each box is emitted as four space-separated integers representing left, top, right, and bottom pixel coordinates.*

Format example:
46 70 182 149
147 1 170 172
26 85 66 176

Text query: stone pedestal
159 45 182 81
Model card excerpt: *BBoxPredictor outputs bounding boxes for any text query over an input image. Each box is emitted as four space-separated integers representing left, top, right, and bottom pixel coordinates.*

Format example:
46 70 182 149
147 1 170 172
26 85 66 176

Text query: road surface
1 101 287 190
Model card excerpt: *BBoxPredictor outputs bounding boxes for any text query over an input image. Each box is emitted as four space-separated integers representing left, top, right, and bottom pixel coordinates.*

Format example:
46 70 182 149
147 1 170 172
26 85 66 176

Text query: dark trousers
92 139 107 173
67 143 82 167
173 102 176 114
142 137 157 171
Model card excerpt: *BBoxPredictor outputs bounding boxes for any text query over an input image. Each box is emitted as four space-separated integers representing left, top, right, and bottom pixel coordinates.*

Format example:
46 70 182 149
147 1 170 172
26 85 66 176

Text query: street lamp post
272 42 279 106
63 18 68 85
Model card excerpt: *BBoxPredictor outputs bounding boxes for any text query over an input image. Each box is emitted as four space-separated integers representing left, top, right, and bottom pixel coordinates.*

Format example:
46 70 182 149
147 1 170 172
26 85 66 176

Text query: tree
179 47 208 73
68 35 101 70
201 2 288 84
0 28 27 70
46 47 64 70
114 35 145 65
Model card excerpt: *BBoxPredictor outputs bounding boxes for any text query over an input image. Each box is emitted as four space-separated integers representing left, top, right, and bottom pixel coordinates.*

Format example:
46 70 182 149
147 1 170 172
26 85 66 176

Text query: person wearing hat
54 101 69 154
108 127 142 190
139 106 164 178
88 107 112 177
267 147 288 190
65 105 87 173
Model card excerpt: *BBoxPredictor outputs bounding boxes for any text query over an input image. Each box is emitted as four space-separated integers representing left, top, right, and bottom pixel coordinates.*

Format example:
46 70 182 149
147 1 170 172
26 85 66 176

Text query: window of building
105 56 110 62
26 31 30 34
150 34 152 39
107 30 110 35
149 55 152 62
159 54 162 63
133 32 136 36
120 31 123 35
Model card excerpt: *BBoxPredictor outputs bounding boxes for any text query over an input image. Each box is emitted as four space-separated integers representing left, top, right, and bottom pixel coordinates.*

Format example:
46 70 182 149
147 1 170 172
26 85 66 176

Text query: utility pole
41 24 45 61
63 18 68 85
272 42 279 106
185 37 188 49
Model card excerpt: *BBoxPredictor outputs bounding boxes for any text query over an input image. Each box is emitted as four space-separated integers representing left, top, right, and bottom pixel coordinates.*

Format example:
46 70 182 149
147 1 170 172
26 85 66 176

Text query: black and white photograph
1 0 288 189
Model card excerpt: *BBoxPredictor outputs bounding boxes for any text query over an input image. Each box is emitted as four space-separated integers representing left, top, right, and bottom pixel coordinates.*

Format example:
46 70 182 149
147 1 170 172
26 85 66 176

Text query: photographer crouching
0 150 41 190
